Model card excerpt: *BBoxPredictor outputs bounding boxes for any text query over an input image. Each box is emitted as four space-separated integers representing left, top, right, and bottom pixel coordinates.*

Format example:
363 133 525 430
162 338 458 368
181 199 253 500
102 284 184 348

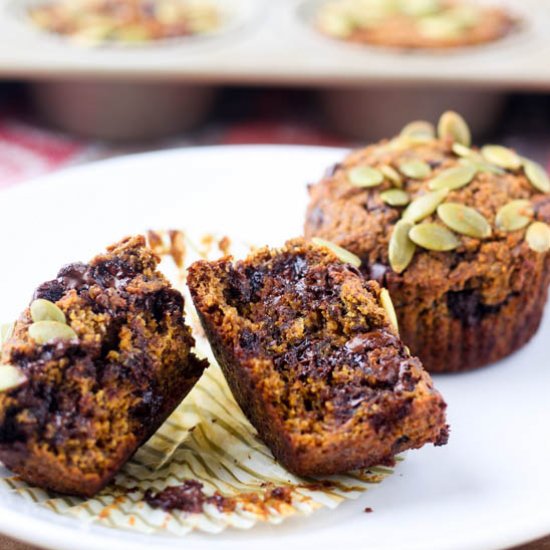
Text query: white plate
0 145 548 550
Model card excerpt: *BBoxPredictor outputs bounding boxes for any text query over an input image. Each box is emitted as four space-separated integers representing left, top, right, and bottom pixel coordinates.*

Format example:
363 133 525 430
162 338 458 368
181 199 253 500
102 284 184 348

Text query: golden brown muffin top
305 112 550 305
315 0 518 49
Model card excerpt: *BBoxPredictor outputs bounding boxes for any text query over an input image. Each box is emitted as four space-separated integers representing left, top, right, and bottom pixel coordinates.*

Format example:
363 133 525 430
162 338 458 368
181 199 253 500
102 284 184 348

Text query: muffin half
0 235 207 497
305 112 550 372
188 238 448 477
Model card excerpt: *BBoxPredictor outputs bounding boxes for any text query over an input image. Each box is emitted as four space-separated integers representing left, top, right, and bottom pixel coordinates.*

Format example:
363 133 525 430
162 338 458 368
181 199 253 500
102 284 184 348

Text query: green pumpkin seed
481 145 521 170
452 143 482 160
525 221 550 253
458 157 505 175
400 120 436 140
389 220 416 274
523 158 550 193
30 299 66 324
428 164 477 191
399 159 432 179
28 321 78 345
312 237 362 268
317 12 354 38
0 365 27 392
437 203 492 239
398 0 441 17
348 166 384 188
379 164 403 188
1 323 14 346
409 223 461 251
417 15 464 39
380 189 410 206
495 200 533 232
380 288 399 334
402 188 449 223
437 111 471 146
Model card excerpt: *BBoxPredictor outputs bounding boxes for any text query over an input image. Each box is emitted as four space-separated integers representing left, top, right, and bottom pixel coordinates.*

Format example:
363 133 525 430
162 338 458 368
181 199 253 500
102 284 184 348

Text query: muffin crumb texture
188 238 448 476
0 235 207 497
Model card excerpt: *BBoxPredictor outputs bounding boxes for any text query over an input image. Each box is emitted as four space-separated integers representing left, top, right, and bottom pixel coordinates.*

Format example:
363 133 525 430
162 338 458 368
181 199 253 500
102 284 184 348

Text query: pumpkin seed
523 158 550 193
481 145 521 170
400 120 435 140
379 164 403 188
417 15 463 39
312 237 362 268
525 221 550 253
495 200 533 232
398 0 441 17
458 157 505 175
30 299 66 324
0 365 27 392
409 223 461 251
380 189 410 206
380 288 399 334
318 12 354 38
399 159 432 179
348 166 384 188
1 323 14 346
428 164 476 191
402 189 449 223
437 111 471 146
437 203 492 239
389 220 416 274
452 142 481 160
28 321 78 345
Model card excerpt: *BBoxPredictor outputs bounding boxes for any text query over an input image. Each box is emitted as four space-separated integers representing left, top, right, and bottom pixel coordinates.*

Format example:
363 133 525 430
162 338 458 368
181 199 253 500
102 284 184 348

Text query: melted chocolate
446 289 504 326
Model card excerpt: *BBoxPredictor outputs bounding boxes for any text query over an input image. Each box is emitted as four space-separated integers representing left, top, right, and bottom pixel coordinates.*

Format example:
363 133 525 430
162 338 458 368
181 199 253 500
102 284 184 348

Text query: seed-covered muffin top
305 112 550 307
315 0 517 49
28 0 222 46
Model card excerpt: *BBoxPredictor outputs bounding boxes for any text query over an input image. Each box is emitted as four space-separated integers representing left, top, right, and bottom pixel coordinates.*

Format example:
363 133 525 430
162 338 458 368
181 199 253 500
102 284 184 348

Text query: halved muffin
188 238 448 477
0 235 207 497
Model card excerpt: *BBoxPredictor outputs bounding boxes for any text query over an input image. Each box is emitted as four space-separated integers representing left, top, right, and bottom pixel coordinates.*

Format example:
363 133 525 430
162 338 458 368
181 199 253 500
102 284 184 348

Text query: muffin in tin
314 0 518 50
27 0 223 46
305 112 550 373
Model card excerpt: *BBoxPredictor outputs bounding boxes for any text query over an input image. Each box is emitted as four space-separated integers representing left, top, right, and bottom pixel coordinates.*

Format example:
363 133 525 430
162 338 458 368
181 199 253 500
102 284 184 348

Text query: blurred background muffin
314 0 518 49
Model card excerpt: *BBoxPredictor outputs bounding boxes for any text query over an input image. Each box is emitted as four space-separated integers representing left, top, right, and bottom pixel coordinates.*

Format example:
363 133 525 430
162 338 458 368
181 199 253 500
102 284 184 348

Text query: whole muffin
305 112 550 373
315 0 518 50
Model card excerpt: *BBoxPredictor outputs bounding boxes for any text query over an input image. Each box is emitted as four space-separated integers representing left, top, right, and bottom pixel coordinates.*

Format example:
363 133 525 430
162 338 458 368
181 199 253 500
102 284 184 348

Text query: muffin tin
0 0 547 139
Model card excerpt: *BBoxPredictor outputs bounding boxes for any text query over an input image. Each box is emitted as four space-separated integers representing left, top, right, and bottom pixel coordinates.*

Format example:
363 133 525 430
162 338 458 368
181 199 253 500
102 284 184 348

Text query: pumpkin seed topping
0 323 14 346
380 288 399 334
348 166 384 188
30 299 66 324
312 238 362 268
437 111 471 146
458 157 505 175
409 223 461 251
379 164 403 188
523 158 550 193
380 189 410 206
402 188 449 223
0 365 27 393
437 203 491 239
428 164 476 191
399 159 432 179
400 120 435 140
481 145 521 170
495 200 533 232
525 222 550 253
28 321 78 345
452 142 481 160
389 220 416 274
